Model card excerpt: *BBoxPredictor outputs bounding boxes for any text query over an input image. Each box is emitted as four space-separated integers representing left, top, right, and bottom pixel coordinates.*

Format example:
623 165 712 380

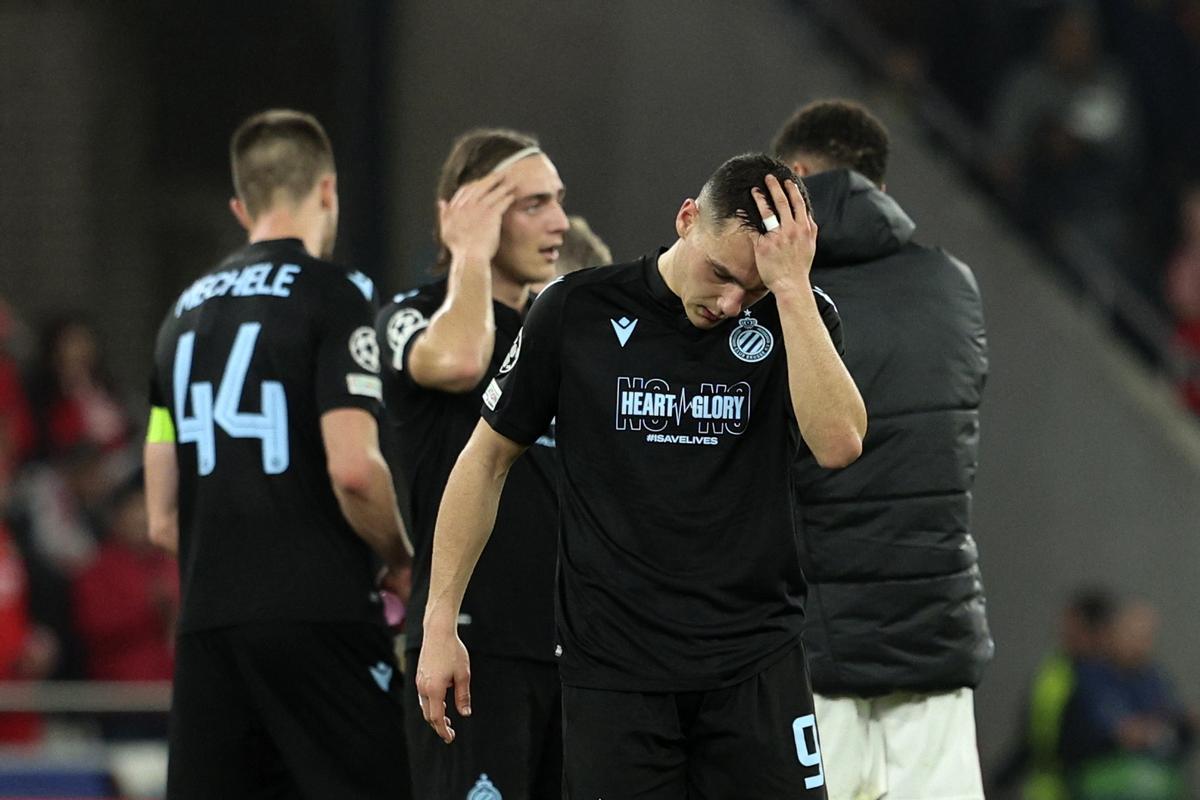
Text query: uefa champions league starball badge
729 313 774 363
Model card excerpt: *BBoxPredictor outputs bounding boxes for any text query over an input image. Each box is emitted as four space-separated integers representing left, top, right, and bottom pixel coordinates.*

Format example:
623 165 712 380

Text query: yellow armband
146 406 176 443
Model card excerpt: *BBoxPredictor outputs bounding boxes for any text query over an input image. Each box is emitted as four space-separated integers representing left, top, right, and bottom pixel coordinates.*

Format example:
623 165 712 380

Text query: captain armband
145 406 176 444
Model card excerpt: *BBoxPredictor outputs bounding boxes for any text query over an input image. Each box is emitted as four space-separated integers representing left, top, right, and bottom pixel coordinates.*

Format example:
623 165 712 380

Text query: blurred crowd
853 0 1200 415
0 300 176 745
992 588 1195 800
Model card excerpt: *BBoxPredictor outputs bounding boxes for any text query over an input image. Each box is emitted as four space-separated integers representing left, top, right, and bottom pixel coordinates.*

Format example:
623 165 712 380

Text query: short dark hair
230 109 335 219
434 128 540 270
698 153 810 235
1069 586 1119 630
771 99 890 186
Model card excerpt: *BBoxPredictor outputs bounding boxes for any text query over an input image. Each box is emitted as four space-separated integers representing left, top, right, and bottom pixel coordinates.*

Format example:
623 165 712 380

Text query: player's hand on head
751 173 818 294
438 172 517 265
414 634 472 744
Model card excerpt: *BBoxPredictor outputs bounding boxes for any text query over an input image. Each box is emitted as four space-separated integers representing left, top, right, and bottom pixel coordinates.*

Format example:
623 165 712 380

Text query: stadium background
1 0 1198 796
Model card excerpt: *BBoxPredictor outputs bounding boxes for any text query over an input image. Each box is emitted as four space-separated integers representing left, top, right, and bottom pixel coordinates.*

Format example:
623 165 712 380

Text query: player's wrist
765 274 812 300
423 603 460 633
449 245 495 270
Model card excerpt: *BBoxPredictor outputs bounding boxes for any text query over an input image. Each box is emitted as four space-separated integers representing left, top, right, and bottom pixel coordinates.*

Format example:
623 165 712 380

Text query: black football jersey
481 251 843 692
148 238 385 633
376 279 558 662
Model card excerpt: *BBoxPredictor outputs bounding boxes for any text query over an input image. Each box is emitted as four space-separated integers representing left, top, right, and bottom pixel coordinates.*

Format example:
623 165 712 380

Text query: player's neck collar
645 248 680 307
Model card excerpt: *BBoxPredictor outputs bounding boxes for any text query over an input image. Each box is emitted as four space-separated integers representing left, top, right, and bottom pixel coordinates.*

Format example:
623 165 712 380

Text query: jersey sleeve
811 285 844 356
147 370 165 409
479 278 565 446
376 289 440 386
315 271 384 416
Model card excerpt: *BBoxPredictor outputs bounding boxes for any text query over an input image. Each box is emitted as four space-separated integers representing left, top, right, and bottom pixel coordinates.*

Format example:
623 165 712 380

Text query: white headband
489 146 543 175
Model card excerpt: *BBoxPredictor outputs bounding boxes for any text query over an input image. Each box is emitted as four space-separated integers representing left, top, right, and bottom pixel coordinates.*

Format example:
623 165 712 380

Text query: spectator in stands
0 301 35 475
8 442 106 577
1096 0 1200 270
26 314 130 460
1165 181 1200 413
1060 598 1195 799
854 0 1010 124
73 468 177 739
991 586 1119 800
6 442 113 679
990 3 1143 267
0 488 59 744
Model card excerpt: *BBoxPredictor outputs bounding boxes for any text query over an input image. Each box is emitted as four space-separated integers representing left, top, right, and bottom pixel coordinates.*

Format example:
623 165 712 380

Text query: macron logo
611 317 638 347
369 661 393 692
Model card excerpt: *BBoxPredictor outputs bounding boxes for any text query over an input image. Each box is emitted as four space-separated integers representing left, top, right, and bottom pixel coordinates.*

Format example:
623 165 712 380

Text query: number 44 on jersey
173 322 289 476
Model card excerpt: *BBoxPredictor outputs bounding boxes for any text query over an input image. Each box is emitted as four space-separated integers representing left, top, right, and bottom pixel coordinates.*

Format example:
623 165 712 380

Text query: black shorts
562 643 828 799
167 621 410 800
405 648 561 799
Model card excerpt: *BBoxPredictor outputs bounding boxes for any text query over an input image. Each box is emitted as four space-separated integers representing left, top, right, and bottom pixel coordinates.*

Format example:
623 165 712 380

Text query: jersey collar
644 248 682 310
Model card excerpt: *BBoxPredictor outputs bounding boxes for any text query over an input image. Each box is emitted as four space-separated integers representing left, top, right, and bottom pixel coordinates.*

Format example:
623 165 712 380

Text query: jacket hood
804 169 915 267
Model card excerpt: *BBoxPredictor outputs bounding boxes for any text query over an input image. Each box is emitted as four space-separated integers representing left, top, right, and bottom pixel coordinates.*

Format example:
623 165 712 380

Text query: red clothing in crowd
72 540 178 681
0 356 34 471
0 523 42 743
40 384 129 457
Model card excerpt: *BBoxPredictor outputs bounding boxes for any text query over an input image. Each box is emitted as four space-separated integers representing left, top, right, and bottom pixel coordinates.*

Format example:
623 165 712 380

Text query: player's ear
229 197 253 232
676 198 700 239
318 173 337 211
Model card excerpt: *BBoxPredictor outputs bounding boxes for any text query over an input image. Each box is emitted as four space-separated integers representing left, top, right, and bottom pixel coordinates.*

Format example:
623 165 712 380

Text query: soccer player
377 128 567 798
556 216 612 275
144 109 413 799
774 99 991 800
416 153 866 797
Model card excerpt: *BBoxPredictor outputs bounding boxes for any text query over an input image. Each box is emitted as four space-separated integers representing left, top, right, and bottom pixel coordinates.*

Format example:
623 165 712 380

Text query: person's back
776 99 990 800
793 169 990 691
152 240 383 630
144 109 412 799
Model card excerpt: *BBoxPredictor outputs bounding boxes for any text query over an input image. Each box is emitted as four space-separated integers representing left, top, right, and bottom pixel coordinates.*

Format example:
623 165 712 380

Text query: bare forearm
143 442 180 555
334 454 413 568
776 285 866 468
410 253 496 389
424 443 511 631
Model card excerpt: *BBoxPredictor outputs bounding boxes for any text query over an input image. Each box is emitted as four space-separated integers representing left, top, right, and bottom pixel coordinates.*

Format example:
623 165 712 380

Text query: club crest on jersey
729 314 774 363
349 327 380 373
499 330 523 375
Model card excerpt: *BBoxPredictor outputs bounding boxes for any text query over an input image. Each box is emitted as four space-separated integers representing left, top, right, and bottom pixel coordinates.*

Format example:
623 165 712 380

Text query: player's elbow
414 352 489 394
438 357 489 393
327 452 375 497
147 516 177 552
812 430 863 469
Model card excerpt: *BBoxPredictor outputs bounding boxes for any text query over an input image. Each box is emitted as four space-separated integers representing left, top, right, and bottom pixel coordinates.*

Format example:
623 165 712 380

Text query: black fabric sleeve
811 284 844 356
376 291 439 386
315 272 383 416
147 371 164 408
479 279 565 445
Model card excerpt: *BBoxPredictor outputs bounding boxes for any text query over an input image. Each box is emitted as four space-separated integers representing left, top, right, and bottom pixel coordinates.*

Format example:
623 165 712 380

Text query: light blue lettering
271 264 301 297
